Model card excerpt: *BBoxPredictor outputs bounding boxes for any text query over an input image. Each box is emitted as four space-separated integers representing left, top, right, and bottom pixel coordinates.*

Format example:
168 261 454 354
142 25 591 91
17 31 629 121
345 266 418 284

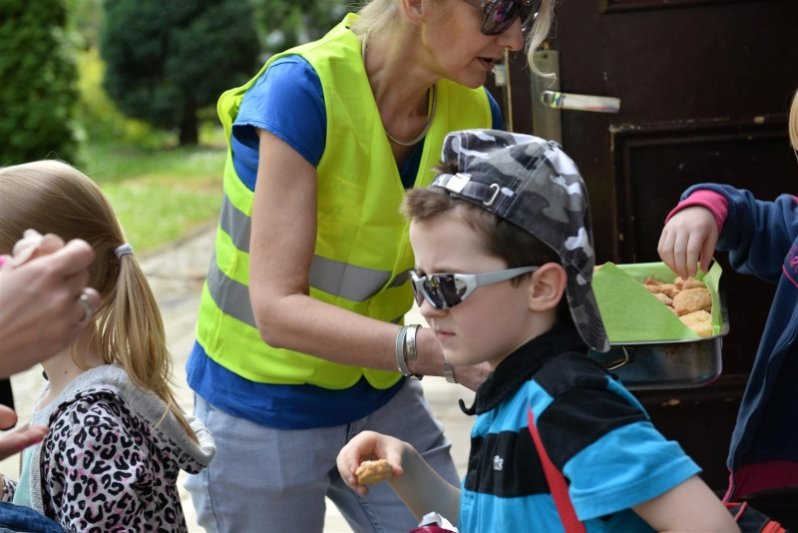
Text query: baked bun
355 459 394 485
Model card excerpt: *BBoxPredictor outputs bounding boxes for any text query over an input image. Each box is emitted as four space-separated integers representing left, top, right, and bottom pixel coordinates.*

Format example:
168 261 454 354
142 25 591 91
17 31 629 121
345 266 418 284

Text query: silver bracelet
404 324 421 367
396 324 423 378
443 361 457 383
395 326 411 375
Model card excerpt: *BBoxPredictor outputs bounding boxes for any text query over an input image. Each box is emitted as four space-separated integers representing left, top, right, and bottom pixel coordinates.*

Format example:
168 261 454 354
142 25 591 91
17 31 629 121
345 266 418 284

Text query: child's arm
43 398 156 530
337 430 461 523
633 475 740 532
661 184 798 282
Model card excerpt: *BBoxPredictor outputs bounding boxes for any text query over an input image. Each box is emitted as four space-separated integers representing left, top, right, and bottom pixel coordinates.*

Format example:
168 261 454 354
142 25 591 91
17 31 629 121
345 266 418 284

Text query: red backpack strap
528 408 587 533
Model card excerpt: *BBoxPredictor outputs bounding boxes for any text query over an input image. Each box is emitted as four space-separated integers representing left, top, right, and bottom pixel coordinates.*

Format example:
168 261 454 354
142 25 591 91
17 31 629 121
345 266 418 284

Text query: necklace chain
361 37 437 147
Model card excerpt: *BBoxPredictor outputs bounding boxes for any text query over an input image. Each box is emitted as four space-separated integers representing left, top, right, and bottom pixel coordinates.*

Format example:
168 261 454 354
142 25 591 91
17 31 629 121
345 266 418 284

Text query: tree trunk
179 107 199 146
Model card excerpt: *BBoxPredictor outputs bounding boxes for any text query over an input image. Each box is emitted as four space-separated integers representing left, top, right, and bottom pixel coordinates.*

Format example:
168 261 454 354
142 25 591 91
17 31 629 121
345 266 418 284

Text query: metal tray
589 287 730 390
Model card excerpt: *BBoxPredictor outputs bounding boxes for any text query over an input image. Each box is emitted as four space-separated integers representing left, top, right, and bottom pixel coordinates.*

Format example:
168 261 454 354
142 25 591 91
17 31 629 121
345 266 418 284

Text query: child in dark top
336 129 737 531
658 90 798 525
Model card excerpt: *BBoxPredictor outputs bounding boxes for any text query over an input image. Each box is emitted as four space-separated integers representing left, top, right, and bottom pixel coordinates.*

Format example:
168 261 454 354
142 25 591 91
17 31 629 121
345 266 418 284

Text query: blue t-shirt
229 56 504 190
187 56 504 429
459 325 700 531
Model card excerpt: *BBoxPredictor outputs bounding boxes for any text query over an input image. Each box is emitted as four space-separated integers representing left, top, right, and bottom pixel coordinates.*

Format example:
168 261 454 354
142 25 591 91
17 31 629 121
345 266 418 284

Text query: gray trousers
184 378 459 532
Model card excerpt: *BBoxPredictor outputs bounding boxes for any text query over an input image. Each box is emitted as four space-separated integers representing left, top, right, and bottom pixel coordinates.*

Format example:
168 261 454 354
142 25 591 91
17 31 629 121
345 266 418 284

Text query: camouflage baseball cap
430 129 610 353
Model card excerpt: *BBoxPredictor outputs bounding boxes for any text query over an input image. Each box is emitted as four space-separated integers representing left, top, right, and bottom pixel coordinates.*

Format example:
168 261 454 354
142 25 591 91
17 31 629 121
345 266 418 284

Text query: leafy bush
76 47 173 150
0 0 81 165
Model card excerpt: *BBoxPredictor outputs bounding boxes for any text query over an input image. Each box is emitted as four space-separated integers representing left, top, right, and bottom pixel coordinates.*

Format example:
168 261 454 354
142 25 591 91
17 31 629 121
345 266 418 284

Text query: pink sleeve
664 190 729 233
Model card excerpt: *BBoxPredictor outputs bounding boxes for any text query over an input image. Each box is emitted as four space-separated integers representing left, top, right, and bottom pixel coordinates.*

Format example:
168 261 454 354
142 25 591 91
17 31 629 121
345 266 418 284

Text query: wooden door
488 0 798 515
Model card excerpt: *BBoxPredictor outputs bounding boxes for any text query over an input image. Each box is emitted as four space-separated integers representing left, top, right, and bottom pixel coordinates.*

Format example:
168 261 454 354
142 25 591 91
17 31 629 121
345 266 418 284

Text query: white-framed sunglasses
410 266 538 309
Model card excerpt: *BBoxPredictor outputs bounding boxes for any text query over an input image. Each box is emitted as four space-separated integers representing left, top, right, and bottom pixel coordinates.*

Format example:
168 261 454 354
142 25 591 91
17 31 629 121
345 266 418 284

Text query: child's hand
658 206 718 280
336 430 406 496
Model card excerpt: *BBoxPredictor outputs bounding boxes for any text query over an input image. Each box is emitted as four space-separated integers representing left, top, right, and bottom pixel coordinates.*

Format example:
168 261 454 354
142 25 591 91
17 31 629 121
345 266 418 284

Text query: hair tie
115 243 133 259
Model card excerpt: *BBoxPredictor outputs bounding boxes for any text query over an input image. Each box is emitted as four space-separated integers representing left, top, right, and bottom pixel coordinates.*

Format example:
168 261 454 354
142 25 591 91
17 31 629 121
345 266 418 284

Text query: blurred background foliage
0 0 81 165
0 0 350 252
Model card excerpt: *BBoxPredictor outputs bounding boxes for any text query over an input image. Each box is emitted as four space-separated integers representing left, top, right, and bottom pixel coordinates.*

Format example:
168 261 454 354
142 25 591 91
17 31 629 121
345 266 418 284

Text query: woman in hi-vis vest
185 0 552 530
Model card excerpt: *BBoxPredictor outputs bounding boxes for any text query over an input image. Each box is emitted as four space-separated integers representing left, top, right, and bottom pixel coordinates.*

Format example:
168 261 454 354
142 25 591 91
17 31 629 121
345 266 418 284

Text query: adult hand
0 236 99 377
0 405 47 461
450 361 492 392
657 206 718 280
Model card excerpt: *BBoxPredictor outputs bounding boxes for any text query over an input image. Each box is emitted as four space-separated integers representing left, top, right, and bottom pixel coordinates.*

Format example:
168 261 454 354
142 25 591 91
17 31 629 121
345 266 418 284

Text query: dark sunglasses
462 0 536 36
410 266 538 309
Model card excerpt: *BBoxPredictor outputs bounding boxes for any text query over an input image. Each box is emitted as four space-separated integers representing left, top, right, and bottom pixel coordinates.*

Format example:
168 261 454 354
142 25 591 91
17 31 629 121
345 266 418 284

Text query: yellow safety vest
196 13 492 389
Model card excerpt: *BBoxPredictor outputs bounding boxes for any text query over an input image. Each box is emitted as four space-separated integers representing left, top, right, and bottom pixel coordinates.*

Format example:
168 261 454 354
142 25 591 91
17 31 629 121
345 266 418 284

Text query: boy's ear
529 263 567 312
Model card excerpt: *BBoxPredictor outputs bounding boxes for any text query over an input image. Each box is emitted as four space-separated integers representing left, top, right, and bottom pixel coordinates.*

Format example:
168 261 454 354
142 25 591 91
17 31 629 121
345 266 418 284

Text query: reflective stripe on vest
196 13 492 388
217 195 407 301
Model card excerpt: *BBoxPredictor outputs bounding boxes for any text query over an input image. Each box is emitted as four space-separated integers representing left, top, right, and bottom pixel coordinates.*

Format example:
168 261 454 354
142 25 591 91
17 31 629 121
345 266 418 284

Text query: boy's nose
418 298 446 320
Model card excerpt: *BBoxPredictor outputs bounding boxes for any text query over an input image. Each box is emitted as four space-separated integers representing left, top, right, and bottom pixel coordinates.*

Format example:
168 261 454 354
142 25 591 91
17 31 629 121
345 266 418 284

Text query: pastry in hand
355 459 394 485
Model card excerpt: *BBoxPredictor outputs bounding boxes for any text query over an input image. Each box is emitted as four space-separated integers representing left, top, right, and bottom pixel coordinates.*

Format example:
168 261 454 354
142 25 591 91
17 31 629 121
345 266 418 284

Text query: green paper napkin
592 261 722 343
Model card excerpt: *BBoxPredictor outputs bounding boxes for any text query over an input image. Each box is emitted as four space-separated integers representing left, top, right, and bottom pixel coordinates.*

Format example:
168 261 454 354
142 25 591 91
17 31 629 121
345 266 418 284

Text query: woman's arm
248 130 490 387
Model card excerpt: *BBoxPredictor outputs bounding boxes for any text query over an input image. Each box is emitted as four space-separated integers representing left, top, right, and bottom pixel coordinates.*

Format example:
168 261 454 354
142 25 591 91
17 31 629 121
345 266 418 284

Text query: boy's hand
336 431 406 496
657 206 718 280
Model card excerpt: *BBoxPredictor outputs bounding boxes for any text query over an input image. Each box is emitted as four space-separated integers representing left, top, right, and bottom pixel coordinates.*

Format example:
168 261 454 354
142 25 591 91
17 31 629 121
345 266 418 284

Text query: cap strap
432 173 512 206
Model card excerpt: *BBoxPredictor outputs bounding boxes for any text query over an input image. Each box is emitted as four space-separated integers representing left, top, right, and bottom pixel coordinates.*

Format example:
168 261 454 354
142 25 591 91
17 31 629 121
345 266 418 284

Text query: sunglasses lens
481 1 531 35
427 274 466 309
411 272 463 308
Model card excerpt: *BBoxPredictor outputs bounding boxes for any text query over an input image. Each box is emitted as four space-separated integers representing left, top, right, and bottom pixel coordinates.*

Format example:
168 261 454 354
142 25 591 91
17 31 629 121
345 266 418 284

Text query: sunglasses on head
410 266 538 309
462 0 536 36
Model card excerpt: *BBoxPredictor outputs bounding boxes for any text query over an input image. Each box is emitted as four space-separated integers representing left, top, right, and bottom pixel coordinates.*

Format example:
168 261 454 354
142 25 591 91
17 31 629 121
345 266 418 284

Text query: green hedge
0 0 81 165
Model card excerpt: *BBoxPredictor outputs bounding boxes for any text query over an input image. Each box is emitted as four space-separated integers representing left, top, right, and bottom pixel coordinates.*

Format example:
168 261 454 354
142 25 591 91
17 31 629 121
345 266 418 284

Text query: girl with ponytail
0 160 215 532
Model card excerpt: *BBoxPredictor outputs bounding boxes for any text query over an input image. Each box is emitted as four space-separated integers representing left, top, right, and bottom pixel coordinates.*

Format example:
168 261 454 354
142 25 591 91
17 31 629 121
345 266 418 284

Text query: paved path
2 225 475 532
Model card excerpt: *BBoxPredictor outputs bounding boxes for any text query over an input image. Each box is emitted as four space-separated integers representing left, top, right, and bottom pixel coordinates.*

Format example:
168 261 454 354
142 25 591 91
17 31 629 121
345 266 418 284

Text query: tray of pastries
589 262 729 390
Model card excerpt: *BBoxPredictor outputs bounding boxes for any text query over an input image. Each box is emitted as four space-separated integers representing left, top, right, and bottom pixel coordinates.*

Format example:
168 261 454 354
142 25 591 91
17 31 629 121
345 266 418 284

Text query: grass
82 137 226 254
75 46 227 254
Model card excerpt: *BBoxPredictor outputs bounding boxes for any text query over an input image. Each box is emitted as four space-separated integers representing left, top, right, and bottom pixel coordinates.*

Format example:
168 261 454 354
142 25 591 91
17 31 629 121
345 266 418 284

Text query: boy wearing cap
336 129 737 532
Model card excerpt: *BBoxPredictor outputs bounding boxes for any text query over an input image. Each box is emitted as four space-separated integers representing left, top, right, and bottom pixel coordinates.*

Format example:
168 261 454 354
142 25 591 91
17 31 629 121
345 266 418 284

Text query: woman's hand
0 234 100 377
657 206 718 280
449 362 492 391
0 405 48 462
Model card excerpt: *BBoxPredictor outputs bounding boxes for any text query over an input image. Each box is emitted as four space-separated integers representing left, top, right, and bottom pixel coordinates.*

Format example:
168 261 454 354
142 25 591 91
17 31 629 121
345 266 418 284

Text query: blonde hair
0 160 196 441
526 0 555 77
789 89 798 151
352 0 555 76
351 0 401 37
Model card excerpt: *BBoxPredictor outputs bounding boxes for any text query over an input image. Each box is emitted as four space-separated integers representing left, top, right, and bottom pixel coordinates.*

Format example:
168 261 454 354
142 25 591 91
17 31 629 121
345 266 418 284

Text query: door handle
540 90 621 114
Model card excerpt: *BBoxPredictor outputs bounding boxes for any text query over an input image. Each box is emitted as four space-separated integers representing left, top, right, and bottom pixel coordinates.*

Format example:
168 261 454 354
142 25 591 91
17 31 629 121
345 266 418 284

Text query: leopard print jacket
2 365 215 532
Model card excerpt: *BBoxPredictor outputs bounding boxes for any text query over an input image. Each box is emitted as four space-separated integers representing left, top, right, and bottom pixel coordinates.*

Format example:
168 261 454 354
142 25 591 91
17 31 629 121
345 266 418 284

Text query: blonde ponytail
0 160 197 442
